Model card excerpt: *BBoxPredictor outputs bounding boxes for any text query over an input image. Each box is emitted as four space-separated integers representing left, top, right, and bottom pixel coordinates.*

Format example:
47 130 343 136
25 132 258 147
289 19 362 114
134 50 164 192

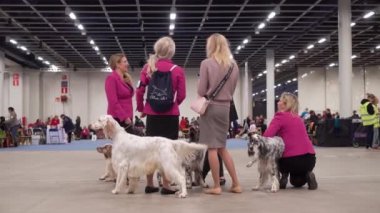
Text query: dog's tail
174 141 207 165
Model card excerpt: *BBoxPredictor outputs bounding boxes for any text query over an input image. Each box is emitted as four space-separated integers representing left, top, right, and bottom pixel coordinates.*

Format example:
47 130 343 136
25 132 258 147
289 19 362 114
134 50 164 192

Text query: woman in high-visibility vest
359 98 376 149
367 94 379 148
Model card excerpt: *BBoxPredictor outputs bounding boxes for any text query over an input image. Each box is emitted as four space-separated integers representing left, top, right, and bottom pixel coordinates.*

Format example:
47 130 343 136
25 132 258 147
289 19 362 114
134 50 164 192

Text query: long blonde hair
206 33 234 68
147 37 176 75
109 53 133 86
280 92 299 114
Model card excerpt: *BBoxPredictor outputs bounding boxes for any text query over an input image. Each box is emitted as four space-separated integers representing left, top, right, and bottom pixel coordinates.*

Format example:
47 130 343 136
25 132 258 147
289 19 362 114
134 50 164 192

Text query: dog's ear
103 119 115 139
96 147 104 153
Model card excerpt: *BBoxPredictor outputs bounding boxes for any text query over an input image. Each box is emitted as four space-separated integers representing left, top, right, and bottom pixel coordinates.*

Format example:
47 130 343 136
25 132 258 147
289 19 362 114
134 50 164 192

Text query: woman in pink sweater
105 53 134 132
263 92 318 190
136 36 186 195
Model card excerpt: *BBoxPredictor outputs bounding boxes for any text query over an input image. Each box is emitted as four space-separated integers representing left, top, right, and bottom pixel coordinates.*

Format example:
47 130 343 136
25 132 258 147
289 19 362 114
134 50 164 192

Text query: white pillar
266 49 275 123
338 0 353 118
242 62 249 119
0 51 4 115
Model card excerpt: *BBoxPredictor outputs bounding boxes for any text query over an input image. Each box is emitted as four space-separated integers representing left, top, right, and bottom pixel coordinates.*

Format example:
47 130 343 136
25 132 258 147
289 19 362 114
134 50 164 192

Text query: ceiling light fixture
258 22 266 29
363 11 375 19
169 23 175 30
350 22 356 27
77 24 84 30
69 12 76 20
9 39 17 44
307 44 314 49
318 38 326 44
289 55 295 60
170 7 177 20
267 11 276 20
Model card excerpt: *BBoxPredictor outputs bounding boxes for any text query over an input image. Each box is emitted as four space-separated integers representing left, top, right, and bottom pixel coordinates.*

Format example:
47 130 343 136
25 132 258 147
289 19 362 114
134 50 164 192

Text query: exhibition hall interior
0 0 379 212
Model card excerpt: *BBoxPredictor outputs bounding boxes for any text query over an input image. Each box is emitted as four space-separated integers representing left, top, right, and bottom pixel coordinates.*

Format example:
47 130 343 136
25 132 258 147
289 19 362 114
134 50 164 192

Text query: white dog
246 133 285 192
92 115 207 198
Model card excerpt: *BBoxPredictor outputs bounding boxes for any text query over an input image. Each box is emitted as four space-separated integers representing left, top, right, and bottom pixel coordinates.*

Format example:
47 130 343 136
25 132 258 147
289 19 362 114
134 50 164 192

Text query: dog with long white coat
92 115 207 198
246 133 285 192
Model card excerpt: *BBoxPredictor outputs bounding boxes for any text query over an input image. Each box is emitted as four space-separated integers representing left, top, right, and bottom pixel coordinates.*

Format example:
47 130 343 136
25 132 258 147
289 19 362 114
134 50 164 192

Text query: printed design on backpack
147 65 177 112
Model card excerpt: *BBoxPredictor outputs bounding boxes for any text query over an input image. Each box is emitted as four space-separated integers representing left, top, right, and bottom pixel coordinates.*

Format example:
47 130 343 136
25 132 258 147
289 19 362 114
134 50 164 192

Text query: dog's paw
111 189 119 194
105 178 116 182
252 186 260 191
271 183 279 193
175 192 187 198
99 177 106 181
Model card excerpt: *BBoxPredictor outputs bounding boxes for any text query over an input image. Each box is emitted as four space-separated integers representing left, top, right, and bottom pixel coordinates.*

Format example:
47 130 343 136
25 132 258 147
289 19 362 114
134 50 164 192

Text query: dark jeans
279 154 316 187
202 151 224 180
67 131 73 143
10 125 20 147
365 125 374 148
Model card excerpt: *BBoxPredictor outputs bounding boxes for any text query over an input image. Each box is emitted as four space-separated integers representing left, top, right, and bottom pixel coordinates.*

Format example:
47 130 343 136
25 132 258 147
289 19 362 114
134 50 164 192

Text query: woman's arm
175 67 186 105
136 67 149 112
105 76 127 121
262 113 282 137
197 60 209 97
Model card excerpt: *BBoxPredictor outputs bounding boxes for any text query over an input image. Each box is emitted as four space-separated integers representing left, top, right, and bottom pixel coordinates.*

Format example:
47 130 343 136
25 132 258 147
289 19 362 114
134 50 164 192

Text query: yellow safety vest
359 102 377 126
374 104 380 128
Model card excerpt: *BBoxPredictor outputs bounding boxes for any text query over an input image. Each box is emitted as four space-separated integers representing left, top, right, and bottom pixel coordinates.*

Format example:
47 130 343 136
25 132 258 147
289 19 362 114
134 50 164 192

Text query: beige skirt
199 103 230 148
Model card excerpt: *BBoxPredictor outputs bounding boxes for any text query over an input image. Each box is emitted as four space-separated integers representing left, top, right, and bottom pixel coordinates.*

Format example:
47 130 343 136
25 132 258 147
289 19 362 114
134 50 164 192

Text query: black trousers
202 151 224 179
279 154 316 187
114 118 136 135
146 115 179 140
365 125 374 148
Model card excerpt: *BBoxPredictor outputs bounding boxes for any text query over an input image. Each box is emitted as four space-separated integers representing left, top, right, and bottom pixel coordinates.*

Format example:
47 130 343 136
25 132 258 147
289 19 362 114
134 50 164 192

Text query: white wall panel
298 67 326 114
365 65 380 99
326 68 340 113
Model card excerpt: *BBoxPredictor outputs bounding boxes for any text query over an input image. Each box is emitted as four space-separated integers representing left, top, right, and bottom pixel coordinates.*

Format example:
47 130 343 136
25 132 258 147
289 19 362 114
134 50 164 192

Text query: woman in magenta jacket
105 53 134 132
263 92 318 190
136 36 186 195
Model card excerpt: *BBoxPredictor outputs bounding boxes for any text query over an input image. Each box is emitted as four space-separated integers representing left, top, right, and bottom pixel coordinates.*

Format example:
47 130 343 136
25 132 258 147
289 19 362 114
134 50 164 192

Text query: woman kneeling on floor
263 92 318 190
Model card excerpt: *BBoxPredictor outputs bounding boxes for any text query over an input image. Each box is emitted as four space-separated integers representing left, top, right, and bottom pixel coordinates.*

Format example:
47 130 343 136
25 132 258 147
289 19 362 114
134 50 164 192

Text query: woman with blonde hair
105 53 135 132
197 33 241 195
263 92 318 190
136 36 186 195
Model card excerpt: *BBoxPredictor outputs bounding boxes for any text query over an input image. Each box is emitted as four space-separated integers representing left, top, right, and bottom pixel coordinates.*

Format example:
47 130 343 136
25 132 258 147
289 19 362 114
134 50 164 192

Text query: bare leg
204 148 222 195
218 148 242 193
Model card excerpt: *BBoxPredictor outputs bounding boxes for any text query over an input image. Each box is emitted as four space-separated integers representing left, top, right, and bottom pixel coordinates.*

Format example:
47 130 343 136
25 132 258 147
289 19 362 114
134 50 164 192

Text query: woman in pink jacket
263 92 318 190
136 36 186 195
105 53 134 132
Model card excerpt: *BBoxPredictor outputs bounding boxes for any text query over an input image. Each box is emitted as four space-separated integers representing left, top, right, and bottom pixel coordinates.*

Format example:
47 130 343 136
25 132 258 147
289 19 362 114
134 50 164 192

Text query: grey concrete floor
1 147 380 213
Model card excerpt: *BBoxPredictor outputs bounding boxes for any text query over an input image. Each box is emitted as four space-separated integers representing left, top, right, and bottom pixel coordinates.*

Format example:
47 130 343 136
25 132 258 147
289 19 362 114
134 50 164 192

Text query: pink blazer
105 71 134 122
136 59 186 116
263 112 315 158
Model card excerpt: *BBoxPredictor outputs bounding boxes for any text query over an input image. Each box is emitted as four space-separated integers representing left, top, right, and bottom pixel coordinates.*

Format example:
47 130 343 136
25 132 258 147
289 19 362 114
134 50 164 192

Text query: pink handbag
190 96 210 115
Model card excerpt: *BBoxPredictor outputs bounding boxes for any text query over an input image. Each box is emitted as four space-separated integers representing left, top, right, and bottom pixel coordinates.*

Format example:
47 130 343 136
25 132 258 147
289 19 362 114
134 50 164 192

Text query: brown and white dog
96 144 116 182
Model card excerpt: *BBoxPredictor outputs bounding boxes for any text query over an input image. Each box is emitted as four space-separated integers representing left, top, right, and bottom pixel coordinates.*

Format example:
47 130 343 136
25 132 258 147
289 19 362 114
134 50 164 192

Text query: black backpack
147 65 176 113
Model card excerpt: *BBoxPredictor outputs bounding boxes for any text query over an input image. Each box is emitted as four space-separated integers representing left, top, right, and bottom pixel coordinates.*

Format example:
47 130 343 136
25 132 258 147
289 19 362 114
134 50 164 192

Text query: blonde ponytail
147 53 159 76
123 72 133 87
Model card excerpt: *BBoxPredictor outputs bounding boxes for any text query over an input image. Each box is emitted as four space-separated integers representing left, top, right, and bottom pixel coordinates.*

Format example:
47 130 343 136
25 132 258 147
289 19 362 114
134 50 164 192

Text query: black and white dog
246 133 285 192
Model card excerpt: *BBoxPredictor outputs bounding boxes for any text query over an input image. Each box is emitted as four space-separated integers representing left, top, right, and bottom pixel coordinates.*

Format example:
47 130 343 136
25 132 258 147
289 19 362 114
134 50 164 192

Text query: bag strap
207 64 234 100
169 65 177 71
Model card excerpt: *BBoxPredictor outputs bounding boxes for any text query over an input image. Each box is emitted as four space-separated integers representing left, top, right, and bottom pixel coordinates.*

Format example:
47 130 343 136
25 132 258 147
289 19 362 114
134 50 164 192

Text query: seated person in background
50 115 60 128
80 126 90 139
263 92 318 190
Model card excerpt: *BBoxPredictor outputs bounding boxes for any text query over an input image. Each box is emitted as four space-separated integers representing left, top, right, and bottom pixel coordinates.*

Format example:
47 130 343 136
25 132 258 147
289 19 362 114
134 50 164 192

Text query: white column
0 51 4 115
338 0 353 117
241 62 249 119
266 49 275 123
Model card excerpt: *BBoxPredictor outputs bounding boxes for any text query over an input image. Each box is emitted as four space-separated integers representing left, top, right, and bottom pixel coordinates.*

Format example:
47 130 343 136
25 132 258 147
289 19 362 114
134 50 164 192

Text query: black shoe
279 173 289 189
160 188 178 195
306 172 318 190
145 186 159 194
220 178 226 186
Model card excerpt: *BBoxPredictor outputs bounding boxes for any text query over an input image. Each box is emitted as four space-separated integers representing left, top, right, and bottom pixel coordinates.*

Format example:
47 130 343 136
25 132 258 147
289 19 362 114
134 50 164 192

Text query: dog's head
96 144 112 159
92 115 120 139
247 133 269 158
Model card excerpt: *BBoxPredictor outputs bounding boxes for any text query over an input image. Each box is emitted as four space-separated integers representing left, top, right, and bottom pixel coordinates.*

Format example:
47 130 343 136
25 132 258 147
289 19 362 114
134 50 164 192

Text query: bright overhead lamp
93 46 99 51
169 31 174 36
292 78 297 81
69 12 76 20
243 38 249 44
286 80 291 83
376 45 380 49
363 11 375 19
263 70 267 74
307 44 314 49
318 38 326 44
351 55 357 59
89 39 95 45
237 45 242 50
9 39 17 44
350 22 356 27
267 11 276 20
37 56 43 61
77 24 84 30
170 7 177 20
275 63 281 67
44 61 50 65
169 23 175 30
102 56 107 61
289 55 295 60
258 73 263 77
258 22 266 29
329 63 336 67
20 46 27 51
281 59 288 64
301 73 308 78
277 83 281 87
